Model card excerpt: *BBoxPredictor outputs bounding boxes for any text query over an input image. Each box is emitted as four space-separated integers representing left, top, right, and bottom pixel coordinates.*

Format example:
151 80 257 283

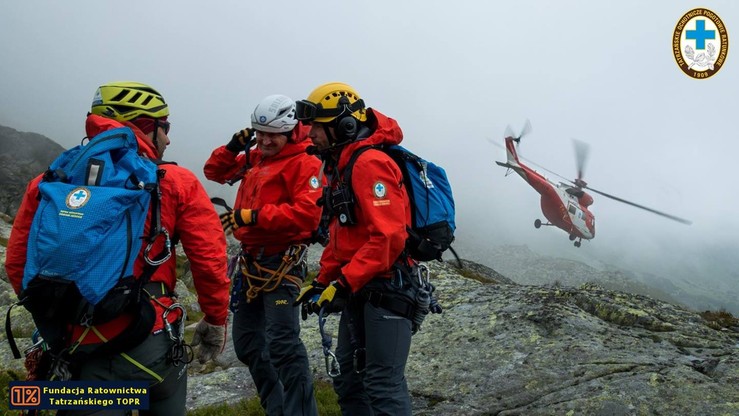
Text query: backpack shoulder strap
342 144 381 188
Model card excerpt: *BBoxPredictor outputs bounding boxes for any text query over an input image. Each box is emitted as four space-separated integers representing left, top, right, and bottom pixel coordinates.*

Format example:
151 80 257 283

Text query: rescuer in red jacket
204 94 322 416
5 81 230 416
294 82 416 416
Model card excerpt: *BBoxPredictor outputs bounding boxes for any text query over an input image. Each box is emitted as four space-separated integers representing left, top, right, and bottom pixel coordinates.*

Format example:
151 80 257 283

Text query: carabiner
418 264 430 286
325 350 341 378
162 303 187 343
319 306 341 378
144 228 172 266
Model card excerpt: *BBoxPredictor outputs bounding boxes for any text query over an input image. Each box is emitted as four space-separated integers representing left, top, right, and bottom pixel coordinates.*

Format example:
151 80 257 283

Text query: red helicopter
494 121 691 247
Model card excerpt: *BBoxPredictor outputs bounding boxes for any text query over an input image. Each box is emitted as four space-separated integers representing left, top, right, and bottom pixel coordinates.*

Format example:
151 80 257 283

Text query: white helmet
251 94 298 133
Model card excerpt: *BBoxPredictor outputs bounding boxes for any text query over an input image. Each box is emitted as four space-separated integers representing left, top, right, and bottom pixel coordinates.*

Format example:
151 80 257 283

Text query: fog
1 1 737 309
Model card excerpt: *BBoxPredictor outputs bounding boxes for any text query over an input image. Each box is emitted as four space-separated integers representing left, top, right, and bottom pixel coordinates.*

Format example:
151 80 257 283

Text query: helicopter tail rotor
520 118 532 140
504 125 516 142
504 119 532 144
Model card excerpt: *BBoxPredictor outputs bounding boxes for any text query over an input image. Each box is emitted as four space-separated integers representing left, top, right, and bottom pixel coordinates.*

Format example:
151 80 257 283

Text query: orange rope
240 245 306 303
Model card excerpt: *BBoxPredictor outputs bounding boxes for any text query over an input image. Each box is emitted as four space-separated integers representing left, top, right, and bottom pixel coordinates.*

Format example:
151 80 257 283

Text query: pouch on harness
6 127 170 360
322 144 458 263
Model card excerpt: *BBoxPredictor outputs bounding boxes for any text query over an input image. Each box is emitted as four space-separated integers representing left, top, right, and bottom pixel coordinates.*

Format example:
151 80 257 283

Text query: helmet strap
323 123 338 147
152 119 161 155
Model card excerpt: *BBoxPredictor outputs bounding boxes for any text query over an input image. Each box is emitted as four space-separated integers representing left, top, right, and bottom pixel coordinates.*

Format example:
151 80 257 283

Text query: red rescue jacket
5 114 230 344
203 123 323 256
315 109 413 292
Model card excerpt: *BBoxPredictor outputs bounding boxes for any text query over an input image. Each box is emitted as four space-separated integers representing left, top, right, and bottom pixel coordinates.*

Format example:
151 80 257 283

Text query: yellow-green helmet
295 82 367 123
90 81 169 122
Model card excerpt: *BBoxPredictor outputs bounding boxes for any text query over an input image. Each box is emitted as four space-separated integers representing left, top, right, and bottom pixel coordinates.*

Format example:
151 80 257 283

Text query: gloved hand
219 209 256 232
315 280 350 313
226 128 255 153
190 319 226 364
294 280 326 320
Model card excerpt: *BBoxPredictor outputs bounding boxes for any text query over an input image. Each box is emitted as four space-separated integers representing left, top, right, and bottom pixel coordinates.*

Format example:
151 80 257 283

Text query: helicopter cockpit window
568 204 577 215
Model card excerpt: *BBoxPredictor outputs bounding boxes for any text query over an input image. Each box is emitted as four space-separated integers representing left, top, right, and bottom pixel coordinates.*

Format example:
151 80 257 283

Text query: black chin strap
152 119 161 156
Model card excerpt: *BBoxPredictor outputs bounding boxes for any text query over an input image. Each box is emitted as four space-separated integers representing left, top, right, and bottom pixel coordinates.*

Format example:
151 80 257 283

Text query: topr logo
66 187 91 209
373 182 387 198
309 176 320 189
673 8 729 79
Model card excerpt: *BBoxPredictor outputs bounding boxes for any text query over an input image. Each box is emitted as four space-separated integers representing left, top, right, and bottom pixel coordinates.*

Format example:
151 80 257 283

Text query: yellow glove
226 128 255 153
219 209 256 232
316 280 350 312
294 280 326 320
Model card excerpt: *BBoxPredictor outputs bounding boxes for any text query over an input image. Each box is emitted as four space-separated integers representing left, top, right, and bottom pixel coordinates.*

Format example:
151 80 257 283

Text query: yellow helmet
295 82 367 123
90 81 169 121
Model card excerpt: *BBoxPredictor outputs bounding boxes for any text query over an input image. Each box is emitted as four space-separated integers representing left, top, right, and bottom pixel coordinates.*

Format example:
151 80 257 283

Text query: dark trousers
333 297 413 416
57 331 187 416
231 261 318 416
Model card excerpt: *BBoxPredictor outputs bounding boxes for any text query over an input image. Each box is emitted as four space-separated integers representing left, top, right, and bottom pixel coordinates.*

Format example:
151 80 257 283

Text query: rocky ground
1 219 738 415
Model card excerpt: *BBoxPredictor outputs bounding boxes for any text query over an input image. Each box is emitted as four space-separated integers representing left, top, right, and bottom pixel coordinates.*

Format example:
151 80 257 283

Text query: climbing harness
319 306 341 378
237 244 308 306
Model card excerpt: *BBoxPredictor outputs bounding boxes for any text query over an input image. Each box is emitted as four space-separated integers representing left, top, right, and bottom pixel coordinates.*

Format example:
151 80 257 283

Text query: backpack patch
19 127 164 352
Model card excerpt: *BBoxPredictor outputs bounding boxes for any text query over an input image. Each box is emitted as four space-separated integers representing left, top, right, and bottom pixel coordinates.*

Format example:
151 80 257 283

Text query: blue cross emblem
73 190 86 200
374 182 386 197
686 20 715 50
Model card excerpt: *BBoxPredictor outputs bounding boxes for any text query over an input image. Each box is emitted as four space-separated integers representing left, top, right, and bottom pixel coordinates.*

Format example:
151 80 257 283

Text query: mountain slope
459 244 739 315
0 124 66 216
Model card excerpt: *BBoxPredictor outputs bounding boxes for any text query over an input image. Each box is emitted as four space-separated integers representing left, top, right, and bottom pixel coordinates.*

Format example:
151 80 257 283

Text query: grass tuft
700 309 739 331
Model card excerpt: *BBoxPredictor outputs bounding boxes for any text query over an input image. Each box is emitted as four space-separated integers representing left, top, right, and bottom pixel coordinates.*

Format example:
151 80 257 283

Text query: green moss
186 309 205 326
0 235 8 248
314 379 341 416
186 379 339 415
0 369 55 415
457 268 498 284
187 397 262 415
176 255 190 281
304 271 318 285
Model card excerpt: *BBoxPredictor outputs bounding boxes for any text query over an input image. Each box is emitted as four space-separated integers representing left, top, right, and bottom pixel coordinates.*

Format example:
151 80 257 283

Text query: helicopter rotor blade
504 124 515 139
573 139 590 182
583 185 692 225
519 118 533 139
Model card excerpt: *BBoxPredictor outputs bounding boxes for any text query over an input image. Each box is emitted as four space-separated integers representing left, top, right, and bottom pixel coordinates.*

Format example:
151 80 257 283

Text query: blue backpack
343 144 457 262
12 127 169 355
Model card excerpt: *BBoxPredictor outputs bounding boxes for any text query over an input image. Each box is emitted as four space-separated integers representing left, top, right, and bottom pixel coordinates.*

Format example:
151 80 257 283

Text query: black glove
226 128 254 153
294 280 326 320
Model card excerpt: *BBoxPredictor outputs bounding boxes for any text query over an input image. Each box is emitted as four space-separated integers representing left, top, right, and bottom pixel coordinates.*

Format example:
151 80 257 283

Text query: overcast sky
1 1 737 306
